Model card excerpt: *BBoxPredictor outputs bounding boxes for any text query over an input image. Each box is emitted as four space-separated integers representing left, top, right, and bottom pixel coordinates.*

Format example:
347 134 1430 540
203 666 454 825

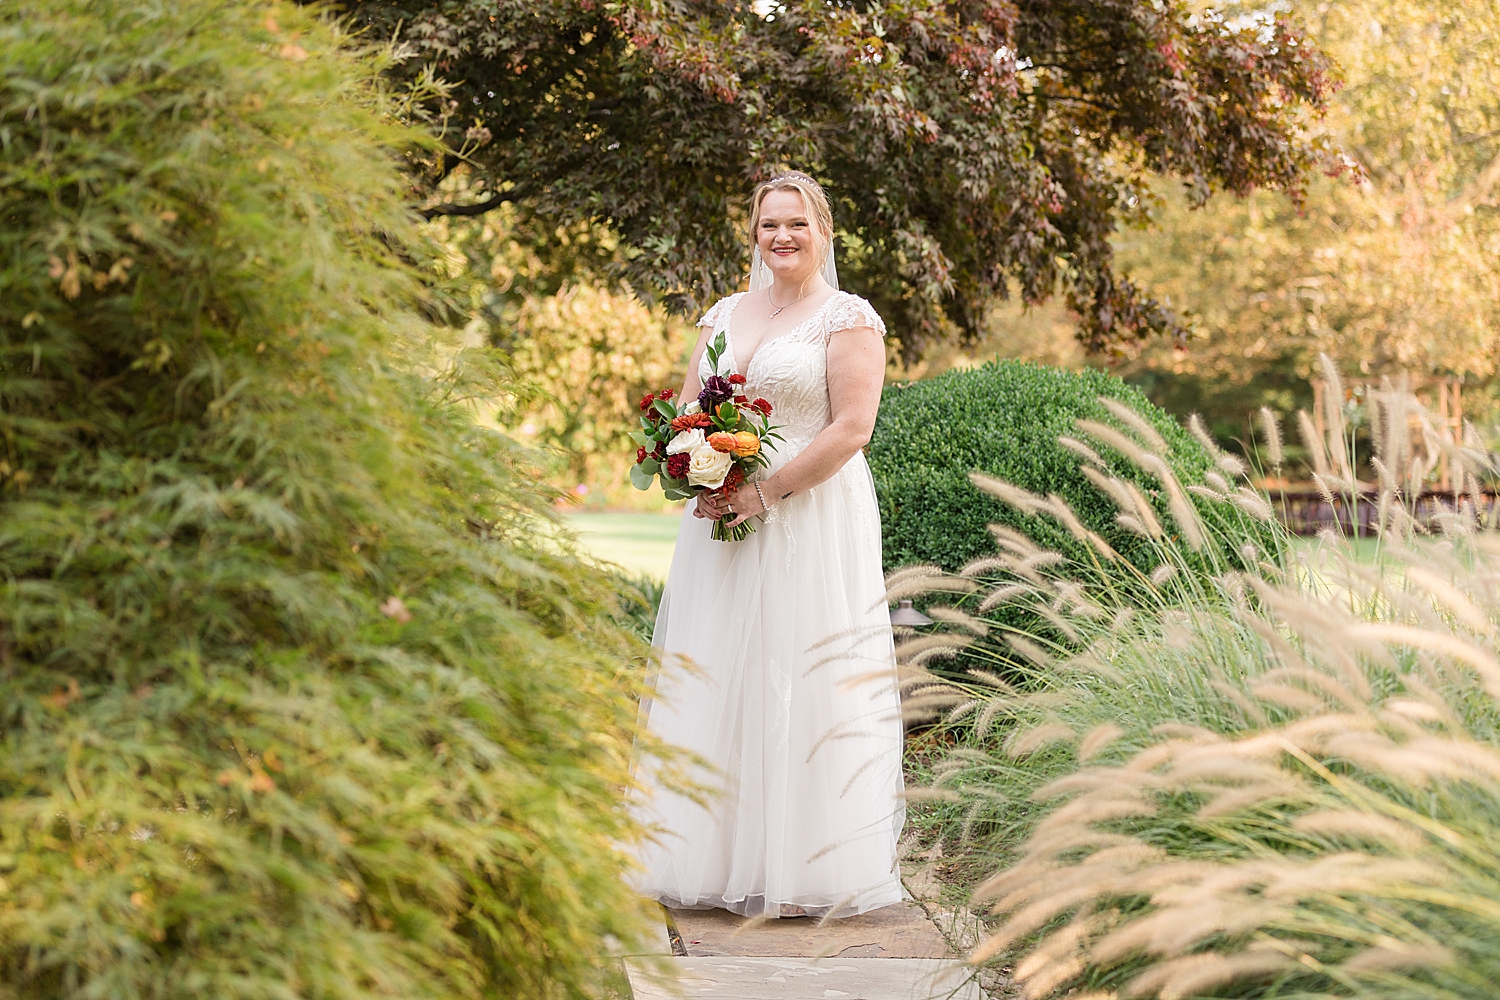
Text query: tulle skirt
632 452 906 919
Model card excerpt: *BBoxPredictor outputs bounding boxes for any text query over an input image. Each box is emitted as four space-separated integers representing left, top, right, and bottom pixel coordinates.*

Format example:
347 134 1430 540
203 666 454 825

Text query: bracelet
753 482 770 514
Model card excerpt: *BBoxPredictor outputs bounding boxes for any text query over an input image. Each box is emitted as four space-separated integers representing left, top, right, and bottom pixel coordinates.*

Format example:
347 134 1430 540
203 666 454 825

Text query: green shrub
871 361 1283 687
872 360 1223 575
0 2 652 998
612 573 667 644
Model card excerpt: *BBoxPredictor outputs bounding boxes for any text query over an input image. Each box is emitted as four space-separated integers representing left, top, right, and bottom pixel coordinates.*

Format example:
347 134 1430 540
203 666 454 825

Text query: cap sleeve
823 292 887 342
697 293 743 331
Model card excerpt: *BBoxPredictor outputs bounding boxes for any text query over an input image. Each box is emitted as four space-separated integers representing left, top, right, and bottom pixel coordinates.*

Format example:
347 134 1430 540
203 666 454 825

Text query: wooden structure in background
1273 487 1497 536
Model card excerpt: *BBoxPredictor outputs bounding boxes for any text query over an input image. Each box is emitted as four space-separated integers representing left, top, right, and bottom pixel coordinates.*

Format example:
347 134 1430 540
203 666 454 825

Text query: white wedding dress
633 290 906 920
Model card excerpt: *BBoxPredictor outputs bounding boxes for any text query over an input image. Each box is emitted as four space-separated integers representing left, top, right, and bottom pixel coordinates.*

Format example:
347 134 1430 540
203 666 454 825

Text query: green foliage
871 361 1286 688
870 360 1222 574
612 573 666 645
359 0 1336 357
0 2 652 998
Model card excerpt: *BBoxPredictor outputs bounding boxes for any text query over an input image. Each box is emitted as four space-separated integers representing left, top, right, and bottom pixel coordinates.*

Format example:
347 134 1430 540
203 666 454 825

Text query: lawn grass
563 510 683 581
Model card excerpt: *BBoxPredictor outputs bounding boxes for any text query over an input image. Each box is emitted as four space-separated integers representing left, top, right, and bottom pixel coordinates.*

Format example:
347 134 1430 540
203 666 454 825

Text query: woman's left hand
721 483 765 529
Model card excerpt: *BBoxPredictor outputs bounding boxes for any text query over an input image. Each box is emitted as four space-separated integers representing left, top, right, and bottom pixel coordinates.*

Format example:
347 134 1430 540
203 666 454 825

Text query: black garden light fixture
888 599 932 627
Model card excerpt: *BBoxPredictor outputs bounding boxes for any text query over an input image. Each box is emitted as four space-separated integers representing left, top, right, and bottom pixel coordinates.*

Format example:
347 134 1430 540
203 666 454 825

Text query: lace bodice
696 291 886 465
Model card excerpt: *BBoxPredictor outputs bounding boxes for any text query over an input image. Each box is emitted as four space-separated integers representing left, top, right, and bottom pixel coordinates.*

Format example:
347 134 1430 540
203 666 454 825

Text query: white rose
686 442 733 489
666 428 705 455
683 399 701 414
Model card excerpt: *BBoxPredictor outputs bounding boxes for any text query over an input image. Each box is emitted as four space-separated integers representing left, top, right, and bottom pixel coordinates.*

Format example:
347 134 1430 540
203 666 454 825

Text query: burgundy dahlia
698 375 734 411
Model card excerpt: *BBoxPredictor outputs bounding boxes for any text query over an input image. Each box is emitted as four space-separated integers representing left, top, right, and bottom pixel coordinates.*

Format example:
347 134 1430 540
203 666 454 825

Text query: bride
634 172 905 920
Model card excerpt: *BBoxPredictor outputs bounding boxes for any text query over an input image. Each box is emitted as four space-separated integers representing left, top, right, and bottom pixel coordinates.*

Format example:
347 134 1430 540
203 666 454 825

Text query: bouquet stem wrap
712 510 756 542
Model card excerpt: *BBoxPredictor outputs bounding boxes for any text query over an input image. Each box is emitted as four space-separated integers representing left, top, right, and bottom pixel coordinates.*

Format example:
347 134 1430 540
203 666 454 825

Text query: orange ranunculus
731 431 760 458
707 432 738 453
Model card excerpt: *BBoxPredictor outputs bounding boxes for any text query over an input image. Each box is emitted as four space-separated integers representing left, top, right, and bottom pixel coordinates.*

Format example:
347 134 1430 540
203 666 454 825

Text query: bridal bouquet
630 333 780 541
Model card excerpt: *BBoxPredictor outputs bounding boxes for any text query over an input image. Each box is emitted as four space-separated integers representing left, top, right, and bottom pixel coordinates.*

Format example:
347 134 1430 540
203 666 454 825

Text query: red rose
659 388 674 399
638 392 656 412
752 397 773 416
636 447 647 464
666 453 691 479
728 374 747 385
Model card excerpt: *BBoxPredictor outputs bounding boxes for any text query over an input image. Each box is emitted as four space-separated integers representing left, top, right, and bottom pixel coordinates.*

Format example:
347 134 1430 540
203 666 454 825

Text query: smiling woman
631 173 907 921
749 177 840 313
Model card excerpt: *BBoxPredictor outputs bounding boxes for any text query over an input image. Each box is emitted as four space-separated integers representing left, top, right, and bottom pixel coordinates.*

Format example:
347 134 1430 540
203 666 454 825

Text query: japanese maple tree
365 0 1338 357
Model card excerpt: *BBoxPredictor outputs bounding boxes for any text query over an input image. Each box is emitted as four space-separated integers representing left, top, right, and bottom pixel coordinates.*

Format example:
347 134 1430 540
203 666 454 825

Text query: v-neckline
722 291 840 376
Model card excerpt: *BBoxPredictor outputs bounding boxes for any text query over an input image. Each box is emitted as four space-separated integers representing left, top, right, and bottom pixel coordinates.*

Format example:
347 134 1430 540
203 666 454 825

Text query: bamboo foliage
0 2 654 997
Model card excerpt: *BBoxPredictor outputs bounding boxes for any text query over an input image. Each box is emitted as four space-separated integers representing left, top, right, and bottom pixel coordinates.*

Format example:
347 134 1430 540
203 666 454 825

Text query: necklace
768 286 814 320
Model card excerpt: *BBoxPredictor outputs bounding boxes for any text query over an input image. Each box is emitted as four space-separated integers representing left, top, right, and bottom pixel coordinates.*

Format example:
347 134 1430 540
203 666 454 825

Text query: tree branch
1037 92 1120 114
419 183 531 220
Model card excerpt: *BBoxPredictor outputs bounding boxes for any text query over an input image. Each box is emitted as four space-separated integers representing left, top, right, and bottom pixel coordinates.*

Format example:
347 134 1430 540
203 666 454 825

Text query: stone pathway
624 900 983 1000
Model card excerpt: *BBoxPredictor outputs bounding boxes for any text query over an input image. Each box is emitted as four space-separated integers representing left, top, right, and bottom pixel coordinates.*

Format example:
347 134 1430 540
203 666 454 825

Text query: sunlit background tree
1112 0 1500 448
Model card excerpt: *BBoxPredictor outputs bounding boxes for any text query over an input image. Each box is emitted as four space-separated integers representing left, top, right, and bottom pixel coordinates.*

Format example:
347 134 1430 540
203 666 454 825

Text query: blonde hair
748 171 834 261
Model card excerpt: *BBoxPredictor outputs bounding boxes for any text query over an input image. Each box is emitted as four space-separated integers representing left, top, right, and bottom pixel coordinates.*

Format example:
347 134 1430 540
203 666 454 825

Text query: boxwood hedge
870 360 1231 577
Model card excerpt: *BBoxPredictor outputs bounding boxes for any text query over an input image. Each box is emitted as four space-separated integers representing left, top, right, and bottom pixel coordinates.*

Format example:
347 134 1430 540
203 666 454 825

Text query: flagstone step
666 902 952 959
625 956 983 1000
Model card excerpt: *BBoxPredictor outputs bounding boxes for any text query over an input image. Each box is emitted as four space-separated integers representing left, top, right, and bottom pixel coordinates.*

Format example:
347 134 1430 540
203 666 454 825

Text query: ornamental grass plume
895 396 1289 882
898 398 1500 999
963 536 1500 999
1297 409 1333 478
0 2 655 997
1256 407 1284 469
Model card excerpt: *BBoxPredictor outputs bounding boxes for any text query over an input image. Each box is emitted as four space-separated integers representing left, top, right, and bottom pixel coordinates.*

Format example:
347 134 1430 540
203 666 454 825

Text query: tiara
765 171 819 187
